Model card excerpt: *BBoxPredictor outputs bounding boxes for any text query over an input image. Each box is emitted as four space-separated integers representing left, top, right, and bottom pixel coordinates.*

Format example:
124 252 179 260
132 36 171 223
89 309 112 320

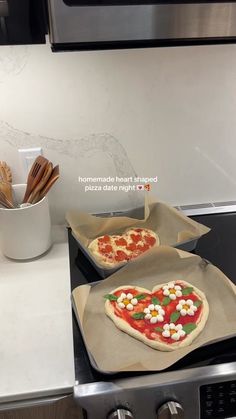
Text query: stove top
69 210 236 419
69 211 236 382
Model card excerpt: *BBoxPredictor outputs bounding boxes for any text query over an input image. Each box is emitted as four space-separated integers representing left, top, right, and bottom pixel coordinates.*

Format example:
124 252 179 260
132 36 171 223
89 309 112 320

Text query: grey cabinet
0 396 83 419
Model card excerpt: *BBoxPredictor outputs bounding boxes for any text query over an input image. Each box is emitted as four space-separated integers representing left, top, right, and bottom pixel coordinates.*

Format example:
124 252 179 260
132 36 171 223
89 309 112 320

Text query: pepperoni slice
115 250 129 261
144 235 156 246
126 242 137 251
100 244 113 254
134 228 142 232
136 244 150 252
98 235 111 243
130 234 142 243
115 238 127 246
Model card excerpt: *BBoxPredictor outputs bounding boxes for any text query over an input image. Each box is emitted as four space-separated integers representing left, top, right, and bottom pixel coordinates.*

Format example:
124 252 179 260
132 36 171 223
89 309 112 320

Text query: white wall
0 42 236 224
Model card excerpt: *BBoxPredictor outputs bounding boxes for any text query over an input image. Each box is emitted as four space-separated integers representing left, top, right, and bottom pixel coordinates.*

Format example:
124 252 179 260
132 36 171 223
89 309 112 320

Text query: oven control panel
200 380 236 418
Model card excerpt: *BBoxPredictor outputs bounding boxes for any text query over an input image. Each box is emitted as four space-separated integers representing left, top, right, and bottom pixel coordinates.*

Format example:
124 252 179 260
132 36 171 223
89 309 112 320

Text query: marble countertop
0 237 75 405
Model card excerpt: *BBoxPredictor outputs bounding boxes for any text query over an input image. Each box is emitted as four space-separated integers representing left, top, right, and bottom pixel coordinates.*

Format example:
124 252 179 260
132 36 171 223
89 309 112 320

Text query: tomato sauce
112 283 203 345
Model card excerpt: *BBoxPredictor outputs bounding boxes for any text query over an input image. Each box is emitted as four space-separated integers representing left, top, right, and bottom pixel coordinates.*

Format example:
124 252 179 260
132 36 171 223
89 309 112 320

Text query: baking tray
73 231 200 279
72 286 236 376
71 248 236 374
72 207 200 278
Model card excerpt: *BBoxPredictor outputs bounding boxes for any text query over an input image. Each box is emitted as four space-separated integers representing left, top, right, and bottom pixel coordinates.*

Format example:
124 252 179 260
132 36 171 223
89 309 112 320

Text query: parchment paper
66 199 210 270
72 246 236 373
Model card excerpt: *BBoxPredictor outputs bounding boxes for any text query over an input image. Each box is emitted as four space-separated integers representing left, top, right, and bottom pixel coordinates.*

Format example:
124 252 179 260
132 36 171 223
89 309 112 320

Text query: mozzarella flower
176 299 197 316
162 323 186 341
117 293 138 311
143 304 165 324
162 282 182 300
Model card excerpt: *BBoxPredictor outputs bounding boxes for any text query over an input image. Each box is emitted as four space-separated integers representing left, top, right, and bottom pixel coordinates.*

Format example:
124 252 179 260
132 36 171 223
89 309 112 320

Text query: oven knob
108 408 134 419
157 401 184 418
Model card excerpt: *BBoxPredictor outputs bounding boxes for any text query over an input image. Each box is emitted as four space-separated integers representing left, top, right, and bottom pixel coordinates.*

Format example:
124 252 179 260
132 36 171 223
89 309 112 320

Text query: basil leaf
132 312 145 320
182 287 194 296
135 294 146 301
162 297 171 306
194 300 202 308
183 323 197 334
155 327 163 332
152 296 160 305
104 294 118 301
170 311 180 323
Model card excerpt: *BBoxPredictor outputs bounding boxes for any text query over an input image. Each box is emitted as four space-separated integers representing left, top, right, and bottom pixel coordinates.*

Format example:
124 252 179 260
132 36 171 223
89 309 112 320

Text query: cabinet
0 0 46 45
0 396 84 419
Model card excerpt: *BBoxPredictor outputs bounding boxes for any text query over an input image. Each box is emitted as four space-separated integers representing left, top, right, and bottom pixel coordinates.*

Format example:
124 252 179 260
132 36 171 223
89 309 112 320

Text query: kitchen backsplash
0 42 236 224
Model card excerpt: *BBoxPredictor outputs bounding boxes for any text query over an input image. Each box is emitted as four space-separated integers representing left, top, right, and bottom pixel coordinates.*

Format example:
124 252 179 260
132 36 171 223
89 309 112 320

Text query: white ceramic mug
0 184 52 260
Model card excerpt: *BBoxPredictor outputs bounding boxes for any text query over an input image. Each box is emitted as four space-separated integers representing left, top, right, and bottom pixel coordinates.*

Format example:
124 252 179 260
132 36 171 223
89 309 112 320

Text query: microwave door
47 0 236 51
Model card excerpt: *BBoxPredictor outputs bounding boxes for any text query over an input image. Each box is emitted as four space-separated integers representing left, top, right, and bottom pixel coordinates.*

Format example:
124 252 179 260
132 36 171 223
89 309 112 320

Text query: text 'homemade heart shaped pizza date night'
88 227 159 268
104 280 209 351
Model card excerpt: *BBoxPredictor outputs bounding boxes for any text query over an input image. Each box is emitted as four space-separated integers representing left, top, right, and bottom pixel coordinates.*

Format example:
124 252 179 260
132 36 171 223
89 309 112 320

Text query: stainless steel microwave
47 0 236 51
1 0 236 51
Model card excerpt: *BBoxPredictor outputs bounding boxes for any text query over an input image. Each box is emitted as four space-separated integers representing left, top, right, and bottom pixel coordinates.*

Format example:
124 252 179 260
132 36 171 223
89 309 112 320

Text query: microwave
47 0 236 51
1 0 236 51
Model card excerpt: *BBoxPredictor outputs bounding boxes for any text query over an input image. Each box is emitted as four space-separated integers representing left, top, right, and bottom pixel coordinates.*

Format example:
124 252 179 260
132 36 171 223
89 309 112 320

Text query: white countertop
0 238 75 404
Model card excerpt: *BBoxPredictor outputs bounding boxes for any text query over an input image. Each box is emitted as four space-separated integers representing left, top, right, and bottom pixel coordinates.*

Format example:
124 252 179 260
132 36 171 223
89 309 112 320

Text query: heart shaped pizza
104 280 209 351
88 227 159 268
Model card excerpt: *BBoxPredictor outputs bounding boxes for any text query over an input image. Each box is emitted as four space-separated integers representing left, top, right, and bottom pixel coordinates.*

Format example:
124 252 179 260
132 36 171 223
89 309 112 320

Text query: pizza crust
105 281 209 351
88 227 160 268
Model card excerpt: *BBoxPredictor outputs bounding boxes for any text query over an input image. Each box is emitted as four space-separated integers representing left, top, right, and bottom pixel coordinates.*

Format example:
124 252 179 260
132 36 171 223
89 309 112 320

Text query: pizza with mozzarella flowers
104 280 209 351
88 227 159 267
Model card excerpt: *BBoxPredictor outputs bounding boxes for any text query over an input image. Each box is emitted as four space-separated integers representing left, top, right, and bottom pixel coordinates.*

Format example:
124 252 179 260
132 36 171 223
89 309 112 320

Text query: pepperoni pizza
88 227 159 268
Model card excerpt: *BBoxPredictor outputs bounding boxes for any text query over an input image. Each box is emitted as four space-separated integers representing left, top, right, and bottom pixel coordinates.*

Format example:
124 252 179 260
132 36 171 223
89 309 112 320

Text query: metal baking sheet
72 208 200 278
72 250 236 374
73 235 200 279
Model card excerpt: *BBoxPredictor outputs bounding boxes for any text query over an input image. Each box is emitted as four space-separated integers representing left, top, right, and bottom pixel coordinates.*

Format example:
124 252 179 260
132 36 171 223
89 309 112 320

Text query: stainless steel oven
47 0 236 51
69 204 236 419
